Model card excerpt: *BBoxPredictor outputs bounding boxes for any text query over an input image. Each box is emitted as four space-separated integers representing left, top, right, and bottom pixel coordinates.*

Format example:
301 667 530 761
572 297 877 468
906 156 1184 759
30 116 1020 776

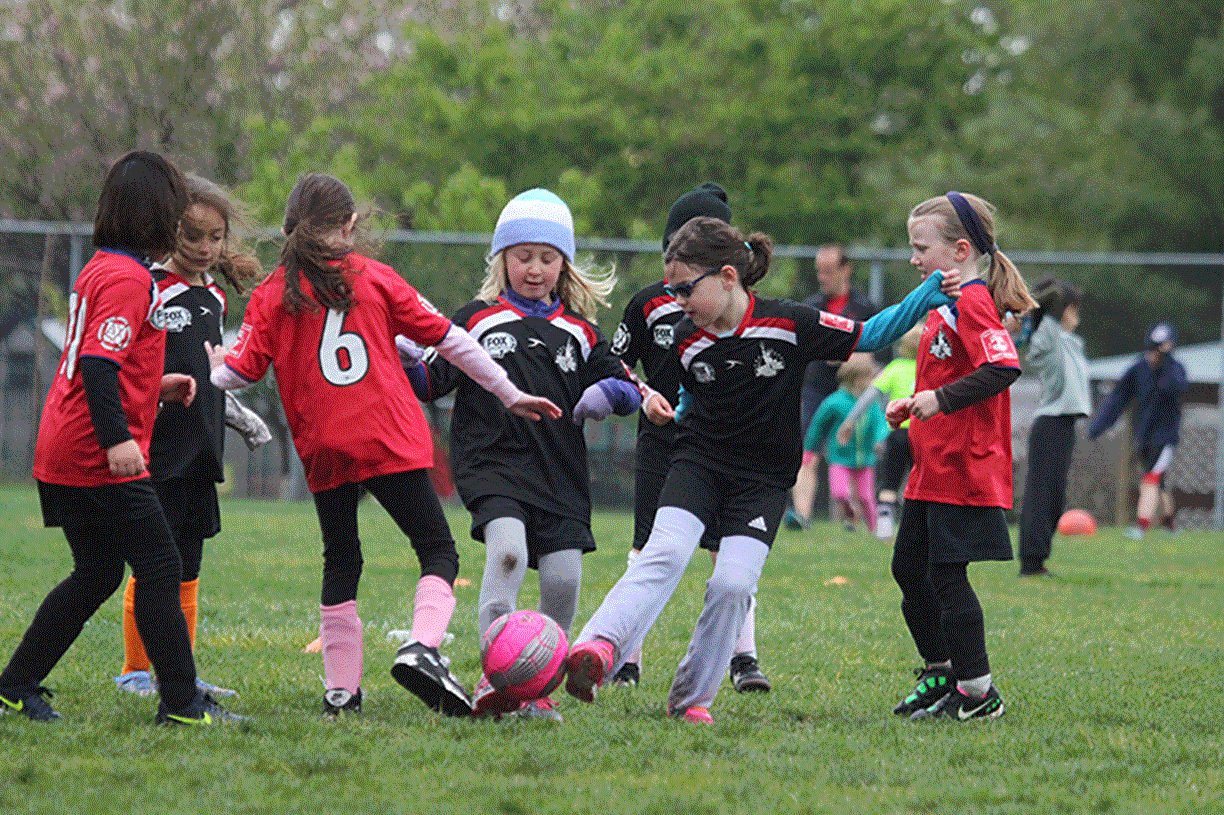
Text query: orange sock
121 576 150 675
123 578 200 675
180 579 199 648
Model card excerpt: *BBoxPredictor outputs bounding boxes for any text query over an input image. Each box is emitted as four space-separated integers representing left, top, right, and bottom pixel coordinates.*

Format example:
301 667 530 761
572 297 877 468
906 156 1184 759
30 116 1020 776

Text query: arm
836 384 884 445
573 374 644 423
910 365 1021 419
224 391 273 450
854 271 954 352
80 356 143 478
433 325 561 421
1087 363 1138 439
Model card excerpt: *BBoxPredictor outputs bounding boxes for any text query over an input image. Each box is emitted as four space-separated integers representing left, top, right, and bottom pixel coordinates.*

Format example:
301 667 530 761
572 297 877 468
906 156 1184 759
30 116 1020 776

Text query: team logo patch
97 316 133 352
692 361 715 384
610 322 630 355
929 328 953 360
156 305 192 333
555 338 577 373
417 294 442 316
819 311 855 333
754 343 784 378
482 331 518 359
652 323 674 349
980 329 1017 363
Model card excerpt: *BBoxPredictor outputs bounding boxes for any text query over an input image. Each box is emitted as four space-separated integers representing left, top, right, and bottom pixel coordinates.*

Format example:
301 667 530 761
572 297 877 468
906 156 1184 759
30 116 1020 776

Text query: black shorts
153 476 221 542
469 495 595 570
895 499 1013 564
634 434 720 552
38 478 164 529
657 459 787 548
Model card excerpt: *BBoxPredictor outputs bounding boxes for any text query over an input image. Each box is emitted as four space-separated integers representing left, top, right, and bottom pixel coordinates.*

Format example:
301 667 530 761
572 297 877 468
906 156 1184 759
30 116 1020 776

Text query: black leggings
312 469 459 607
0 512 197 710
890 555 990 681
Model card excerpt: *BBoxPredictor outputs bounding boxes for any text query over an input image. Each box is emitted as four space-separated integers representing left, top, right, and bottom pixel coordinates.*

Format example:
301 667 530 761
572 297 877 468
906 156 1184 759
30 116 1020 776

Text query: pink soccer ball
480 610 569 703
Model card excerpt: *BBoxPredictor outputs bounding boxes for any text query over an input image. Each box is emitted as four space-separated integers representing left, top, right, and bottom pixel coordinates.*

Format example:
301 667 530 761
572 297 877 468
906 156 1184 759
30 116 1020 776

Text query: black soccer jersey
610 280 685 447
672 294 862 488
148 267 227 482
423 296 632 523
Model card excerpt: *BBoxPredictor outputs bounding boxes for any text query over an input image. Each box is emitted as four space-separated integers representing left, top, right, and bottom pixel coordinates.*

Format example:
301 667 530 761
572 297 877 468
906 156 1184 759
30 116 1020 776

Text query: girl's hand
909 390 941 421
644 393 674 426
204 340 227 371
160 373 196 406
508 394 563 421
106 439 147 478
885 398 912 429
937 268 962 298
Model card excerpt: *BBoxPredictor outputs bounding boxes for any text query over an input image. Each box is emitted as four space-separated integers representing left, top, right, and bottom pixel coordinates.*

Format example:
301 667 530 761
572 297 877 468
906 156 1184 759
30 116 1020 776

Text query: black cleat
156 690 247 725
892 665 955 716
391 641 473 717
323 687 363 718
0 685 61 722
910 685 1004 721
729 654 772 693
610 662 640 688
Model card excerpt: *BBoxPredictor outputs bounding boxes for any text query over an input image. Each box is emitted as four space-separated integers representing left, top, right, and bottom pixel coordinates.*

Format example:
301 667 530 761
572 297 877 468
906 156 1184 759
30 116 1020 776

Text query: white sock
957 673 992 699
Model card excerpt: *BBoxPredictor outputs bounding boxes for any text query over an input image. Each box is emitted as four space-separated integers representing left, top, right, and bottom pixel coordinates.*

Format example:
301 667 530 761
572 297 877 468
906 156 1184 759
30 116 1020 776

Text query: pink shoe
471 674 522 719
678 705 713 724
564 639 614 703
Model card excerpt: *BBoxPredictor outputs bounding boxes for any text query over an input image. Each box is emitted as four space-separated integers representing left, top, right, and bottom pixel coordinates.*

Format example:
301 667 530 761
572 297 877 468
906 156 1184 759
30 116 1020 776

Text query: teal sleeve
674 385 691 422
856 271 952 352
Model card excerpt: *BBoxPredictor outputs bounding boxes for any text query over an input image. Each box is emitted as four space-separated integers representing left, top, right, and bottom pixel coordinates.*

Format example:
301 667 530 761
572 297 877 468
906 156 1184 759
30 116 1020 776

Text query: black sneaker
391 641 473 717
892 665 954 715
156 690 247 725
910 685 1004 721
610 662 640 688
323 687 363 718
729 654 772 693
0 685 61 722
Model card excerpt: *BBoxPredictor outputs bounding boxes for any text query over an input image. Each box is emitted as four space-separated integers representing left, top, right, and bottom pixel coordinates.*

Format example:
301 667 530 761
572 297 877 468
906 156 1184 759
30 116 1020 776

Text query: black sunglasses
664 269 718 299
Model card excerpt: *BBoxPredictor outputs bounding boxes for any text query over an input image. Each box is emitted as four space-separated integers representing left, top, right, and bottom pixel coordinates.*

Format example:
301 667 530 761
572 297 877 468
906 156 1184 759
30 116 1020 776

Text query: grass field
1 481 1222 814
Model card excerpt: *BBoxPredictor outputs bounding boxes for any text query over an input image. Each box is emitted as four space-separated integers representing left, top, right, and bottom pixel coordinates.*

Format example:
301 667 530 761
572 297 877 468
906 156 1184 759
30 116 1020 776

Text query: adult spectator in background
786 244 878 529
1087 321 1187 540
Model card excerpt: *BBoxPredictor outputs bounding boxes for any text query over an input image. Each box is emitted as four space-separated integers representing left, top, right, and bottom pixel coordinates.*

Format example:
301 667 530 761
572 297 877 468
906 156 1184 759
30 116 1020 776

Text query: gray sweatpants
478 516 582 636
575 505 769 713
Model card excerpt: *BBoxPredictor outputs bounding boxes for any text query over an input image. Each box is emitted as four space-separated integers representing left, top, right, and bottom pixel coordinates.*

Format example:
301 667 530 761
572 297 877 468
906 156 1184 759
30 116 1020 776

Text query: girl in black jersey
565 216 959 723
609 183 770 693
404 189 641 721
112 175 266 700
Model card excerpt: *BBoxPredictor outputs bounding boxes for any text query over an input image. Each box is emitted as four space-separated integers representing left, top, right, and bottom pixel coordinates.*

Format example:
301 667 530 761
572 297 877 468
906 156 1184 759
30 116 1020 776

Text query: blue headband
946 191 997 257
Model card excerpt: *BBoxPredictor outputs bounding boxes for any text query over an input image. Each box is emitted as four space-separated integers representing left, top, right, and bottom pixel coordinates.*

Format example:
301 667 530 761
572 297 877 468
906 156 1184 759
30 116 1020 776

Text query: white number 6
319 309 369 385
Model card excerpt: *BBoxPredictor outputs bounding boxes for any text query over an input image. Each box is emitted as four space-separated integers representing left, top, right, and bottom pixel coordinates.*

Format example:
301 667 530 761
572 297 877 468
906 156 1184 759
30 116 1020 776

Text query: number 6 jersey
224 253 452 493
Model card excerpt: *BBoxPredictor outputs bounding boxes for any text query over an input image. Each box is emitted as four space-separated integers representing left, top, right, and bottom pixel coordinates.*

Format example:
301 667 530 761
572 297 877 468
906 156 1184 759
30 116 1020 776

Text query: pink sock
409 575 455 648
320 600 363 694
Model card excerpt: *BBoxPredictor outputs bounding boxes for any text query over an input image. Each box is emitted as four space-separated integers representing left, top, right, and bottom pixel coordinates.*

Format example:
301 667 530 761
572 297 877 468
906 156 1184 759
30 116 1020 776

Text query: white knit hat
490 188 575 262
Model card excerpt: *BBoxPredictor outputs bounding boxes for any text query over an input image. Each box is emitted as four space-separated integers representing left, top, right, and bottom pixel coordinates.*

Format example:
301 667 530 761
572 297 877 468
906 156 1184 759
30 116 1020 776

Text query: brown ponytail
280 173 359 315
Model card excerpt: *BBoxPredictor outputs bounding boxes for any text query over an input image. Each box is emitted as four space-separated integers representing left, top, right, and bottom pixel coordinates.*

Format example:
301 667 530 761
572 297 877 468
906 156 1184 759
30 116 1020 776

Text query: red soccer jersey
34 249 164 486
224 254 451 493
904 280 1020 508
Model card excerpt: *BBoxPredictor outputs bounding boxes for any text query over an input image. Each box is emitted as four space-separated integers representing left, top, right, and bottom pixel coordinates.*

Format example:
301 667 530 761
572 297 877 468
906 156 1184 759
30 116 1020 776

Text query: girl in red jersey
402 189 642 722
887 191 1036 722
210 174 559 718
564 216 961 723
0 151 241 725
113 175 266 699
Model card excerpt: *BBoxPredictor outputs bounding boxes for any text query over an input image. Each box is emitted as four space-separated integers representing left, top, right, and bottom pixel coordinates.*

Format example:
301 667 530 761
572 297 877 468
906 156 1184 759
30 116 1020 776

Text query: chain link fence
3 220 1223 527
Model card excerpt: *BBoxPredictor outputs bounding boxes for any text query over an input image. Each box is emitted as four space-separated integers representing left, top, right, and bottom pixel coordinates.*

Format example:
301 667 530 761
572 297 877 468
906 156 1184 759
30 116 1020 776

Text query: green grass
1 481 1222 814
